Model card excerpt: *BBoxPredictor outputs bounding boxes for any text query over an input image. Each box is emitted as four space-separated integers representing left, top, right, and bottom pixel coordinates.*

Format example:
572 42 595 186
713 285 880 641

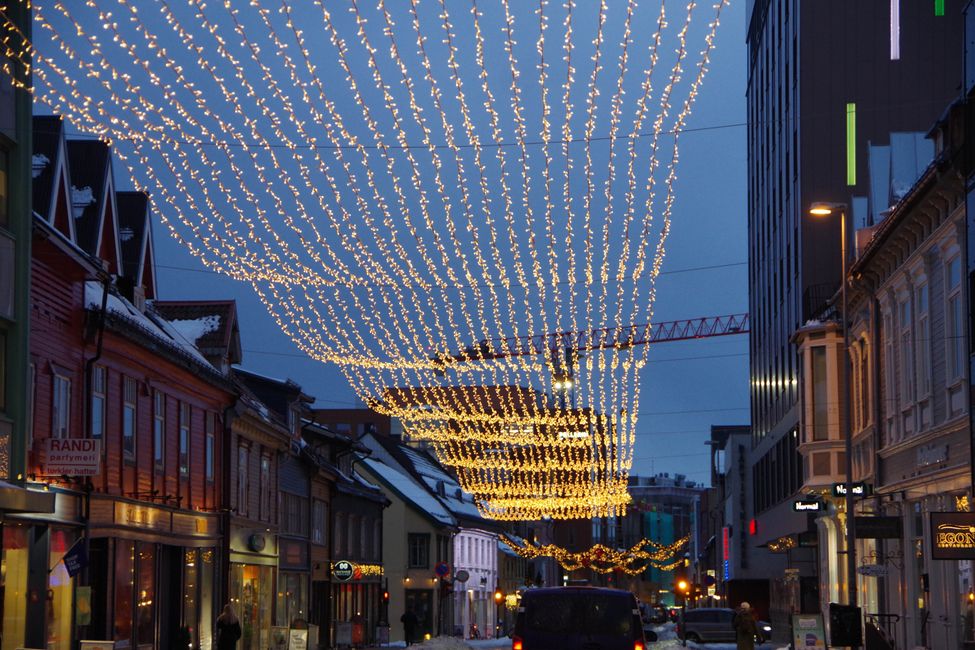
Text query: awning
0 481 56 514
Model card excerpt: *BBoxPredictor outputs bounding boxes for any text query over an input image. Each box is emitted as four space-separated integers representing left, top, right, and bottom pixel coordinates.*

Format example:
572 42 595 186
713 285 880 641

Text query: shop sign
931 512 975 560
271 627 290 650
332 560 355 582
832 482 869 497
721 526 730 581
279 539 308 570
41 438 101 476
856 564 887 578
793 499 822 512
854 516 902 540
791 613 826 649
115 502 165 531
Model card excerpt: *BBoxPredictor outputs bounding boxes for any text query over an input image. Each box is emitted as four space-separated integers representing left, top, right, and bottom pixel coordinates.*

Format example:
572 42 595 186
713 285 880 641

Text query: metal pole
841 210 858 628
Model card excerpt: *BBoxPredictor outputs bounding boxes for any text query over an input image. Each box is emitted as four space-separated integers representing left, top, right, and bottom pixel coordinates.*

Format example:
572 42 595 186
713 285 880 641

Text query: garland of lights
501 534 689 575
2 0 729 520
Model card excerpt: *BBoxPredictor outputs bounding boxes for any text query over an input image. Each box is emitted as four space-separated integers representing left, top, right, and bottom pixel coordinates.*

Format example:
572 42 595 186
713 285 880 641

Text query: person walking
216 603 243 650
732 602 760 650
400 607 419 646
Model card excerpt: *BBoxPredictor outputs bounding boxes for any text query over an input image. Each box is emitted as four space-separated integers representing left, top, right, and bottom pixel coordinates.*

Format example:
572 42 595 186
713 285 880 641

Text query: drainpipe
80 272 109 638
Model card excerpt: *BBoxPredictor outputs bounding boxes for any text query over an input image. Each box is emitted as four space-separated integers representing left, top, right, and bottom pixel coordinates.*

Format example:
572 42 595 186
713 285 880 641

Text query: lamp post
809 202 857 616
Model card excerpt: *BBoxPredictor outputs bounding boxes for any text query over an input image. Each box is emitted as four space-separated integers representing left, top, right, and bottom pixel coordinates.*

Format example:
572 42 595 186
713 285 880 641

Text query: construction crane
432 313 749 368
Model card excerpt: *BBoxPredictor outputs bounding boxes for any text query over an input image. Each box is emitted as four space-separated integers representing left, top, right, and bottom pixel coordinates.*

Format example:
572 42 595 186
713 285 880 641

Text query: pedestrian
400 607 420 646
732 602 760 650
216 603 242 650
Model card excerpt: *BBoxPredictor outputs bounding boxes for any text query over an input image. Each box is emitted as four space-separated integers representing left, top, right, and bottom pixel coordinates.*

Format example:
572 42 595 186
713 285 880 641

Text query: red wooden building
19 115 236 650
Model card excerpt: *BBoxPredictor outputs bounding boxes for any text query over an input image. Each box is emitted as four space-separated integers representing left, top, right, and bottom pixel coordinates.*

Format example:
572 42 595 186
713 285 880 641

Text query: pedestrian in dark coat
400 607 420 646
732 602 760 650
216 603 243 650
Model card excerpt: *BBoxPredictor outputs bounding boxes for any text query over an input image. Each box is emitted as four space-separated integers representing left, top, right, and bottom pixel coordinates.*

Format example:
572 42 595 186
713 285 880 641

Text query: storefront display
232 563 274 650
276 571 309 628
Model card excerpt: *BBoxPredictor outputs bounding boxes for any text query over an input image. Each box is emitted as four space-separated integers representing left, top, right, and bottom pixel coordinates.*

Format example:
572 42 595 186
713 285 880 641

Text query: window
153 391 165 471
810 346 827 441
0 150 7 227
334 513 345 556
179 403 190 476
281 493 308 536
899 299 914 404
311 500 327 545
408 533 430 569
347 515 357 558
0 332 5 412
52 372 71 439
915 283 930 397
237 445 249 516
123 377 136 461
374 520 382 560
91 366 106 439
946 257 964 380
259 453 271 521
205 413 215 482
360 517 368 557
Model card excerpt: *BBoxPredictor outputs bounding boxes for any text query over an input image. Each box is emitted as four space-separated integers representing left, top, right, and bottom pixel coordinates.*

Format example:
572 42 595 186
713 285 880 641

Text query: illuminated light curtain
2 0 729 519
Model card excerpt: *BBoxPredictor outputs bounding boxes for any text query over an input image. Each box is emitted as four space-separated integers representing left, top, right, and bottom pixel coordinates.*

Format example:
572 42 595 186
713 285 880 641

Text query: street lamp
808 202 857 614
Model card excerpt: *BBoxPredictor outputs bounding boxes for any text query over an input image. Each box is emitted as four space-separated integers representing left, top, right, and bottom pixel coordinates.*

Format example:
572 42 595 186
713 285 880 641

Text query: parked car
512 586 650 649
677 607 773 645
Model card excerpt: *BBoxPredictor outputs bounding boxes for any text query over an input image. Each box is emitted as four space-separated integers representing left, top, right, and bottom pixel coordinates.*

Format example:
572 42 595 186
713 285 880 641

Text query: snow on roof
168 315 222 345
84 281 215 370
400 448 485 520
361 458 455 526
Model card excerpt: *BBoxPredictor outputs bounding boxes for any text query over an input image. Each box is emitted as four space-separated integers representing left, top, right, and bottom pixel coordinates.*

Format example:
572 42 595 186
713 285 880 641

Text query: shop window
408 533 430 569
91 365 106 438
275 572 308 628
1 524 28 649
48 528 77 650
0 332 5 413
179 403 190 476
123 377 137 462
183 549 199 646
114 539 135 643
136 542 156 646
52 371 71 439
153 391 165 472
231 563 272 650
0 234 11 321
200 549 215 650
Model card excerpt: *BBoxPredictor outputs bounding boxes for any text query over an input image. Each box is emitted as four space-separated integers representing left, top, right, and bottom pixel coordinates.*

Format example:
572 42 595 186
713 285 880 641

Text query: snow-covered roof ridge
360 457 455 527
84 281 220 375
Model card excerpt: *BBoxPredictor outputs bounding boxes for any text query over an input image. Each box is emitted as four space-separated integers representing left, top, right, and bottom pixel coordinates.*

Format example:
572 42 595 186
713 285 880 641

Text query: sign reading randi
931 512 975 560
41 438 102 476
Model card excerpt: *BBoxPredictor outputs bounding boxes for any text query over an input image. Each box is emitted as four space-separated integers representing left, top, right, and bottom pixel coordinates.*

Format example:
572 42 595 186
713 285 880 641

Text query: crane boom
436 313 749 365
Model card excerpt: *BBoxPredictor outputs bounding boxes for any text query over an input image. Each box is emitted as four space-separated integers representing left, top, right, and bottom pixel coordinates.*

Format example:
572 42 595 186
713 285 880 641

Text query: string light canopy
500 534 689 575
2 0 729 520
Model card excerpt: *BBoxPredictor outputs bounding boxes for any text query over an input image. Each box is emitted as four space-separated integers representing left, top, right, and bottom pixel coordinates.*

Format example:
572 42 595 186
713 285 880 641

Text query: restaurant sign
931 512 975 560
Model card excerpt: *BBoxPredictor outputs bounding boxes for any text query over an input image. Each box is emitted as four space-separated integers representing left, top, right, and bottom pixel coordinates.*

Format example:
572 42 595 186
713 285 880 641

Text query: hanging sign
832 482 869 497
62 539 88 577
793 499 822 512
931 512 975 559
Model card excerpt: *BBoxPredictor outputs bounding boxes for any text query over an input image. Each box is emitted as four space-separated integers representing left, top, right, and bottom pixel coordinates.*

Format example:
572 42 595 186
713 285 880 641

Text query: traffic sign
435 561 450 577
455 569 470 583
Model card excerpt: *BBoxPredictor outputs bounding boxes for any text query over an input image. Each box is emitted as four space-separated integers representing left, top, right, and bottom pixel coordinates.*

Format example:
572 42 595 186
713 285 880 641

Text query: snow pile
71 185 95 218
32 154 49 178
168 315 222 344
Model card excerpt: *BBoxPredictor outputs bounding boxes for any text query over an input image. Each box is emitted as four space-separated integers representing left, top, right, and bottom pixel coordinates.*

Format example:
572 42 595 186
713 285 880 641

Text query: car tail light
512 635 524 650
